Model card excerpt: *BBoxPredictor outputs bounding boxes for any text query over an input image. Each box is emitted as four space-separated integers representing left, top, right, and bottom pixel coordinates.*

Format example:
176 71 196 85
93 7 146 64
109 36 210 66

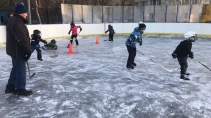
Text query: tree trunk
35 0 42 24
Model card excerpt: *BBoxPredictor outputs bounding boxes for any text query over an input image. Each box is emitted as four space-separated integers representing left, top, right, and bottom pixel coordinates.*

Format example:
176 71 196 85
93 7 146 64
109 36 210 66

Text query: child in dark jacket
172 31 197 80
31 30 47 61
105 24 115 41
42 39 58 50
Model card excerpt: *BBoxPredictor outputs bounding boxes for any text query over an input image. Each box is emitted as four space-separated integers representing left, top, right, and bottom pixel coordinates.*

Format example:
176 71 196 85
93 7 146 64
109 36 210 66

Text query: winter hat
15 3 28 14
139 23 146 30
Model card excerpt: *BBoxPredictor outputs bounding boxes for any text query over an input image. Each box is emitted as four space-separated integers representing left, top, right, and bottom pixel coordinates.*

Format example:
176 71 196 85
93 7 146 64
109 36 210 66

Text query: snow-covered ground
0 36 211 118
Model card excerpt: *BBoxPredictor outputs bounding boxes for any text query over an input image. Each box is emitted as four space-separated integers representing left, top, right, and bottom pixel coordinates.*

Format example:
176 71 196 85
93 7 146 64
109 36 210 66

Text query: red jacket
69 26 82 35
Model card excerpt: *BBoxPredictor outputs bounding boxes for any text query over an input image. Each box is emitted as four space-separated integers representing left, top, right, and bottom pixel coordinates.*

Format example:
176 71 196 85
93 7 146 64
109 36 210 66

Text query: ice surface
0 36 211 118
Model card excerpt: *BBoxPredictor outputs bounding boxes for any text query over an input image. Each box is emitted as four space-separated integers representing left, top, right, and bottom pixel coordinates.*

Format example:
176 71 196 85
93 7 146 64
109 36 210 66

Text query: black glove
172 53 177 59
80 29 82 32
23 51 31 61
68 31 70 35
189 52 194 59
44 40 47 44
139 42 142 46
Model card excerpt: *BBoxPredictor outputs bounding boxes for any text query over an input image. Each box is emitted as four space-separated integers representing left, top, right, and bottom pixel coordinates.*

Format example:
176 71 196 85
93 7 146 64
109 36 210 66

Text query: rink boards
0 23 211 45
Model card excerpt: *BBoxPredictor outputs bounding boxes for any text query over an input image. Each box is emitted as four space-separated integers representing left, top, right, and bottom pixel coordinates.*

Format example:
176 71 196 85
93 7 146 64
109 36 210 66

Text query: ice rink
0 36 211 118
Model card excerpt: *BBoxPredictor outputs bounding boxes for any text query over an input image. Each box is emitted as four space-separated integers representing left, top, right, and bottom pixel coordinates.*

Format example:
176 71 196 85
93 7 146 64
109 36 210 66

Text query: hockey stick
39 48 58 58
194 58 211 71
136 50 173 72
104 38 109 41
26 61 35 78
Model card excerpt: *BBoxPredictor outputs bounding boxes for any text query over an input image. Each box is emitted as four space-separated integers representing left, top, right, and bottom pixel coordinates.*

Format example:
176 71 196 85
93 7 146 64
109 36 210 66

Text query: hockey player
42 39 58 50
67 22 82 47
172 31 197 80
126 22 146 69
31 30 47 61
105 24 115 41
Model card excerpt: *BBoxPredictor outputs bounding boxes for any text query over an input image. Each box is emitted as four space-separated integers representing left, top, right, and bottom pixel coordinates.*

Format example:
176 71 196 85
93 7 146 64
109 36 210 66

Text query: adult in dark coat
5 3 33 96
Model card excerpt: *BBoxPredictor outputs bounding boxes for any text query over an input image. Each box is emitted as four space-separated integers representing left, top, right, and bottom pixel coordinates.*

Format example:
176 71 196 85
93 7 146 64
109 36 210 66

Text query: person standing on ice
172 31 197 80
67 21 82 48
5 3 33 96
126 22 146 69
31 29 47 61
105 24 115 41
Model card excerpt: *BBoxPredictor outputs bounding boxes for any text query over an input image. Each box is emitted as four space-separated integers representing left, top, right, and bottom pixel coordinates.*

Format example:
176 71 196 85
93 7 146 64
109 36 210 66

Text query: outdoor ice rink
0 36 211 118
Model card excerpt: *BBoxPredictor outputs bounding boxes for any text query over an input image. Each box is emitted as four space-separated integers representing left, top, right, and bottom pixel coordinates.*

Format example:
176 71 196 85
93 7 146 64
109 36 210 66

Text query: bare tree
35 0 42 24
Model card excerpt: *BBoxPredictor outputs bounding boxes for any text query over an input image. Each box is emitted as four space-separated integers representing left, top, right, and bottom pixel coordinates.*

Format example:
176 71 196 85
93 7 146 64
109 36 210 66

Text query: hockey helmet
33 29 41 34
70 22 75 27
51 39 56 44
184 31 197 42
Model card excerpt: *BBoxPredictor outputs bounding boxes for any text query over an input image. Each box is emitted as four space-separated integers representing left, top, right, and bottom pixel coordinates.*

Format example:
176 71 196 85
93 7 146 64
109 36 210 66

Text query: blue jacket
125 27 142 47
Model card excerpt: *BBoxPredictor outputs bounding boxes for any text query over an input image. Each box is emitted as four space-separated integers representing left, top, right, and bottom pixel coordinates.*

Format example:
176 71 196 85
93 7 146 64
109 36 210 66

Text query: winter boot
5 84 16 94
126 65 134 69
16 89 33 96
132 62 136 67
185 73 190 75
180 74 190 80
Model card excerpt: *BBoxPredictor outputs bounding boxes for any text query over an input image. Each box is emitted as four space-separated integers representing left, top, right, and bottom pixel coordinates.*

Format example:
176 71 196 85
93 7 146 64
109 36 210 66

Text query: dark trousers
177 57 188 74
109 34 114 41
126 46 136 66
31 44 42 60
7 57 26 90
70 35 78 45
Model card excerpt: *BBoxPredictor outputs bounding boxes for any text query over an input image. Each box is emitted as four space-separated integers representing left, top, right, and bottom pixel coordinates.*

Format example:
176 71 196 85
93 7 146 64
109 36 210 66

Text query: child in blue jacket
126 22 146 69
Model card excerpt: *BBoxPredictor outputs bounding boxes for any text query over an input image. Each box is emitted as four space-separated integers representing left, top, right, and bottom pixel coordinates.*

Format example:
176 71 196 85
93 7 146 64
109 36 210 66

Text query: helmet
139 23 146 30
33 29 41 35
184 31 197 42
70 22 75 27
51 39 56 44
108 24 112 28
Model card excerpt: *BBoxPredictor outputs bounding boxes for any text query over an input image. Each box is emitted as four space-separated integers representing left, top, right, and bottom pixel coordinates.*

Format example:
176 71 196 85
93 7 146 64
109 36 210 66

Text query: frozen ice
0 36 211 118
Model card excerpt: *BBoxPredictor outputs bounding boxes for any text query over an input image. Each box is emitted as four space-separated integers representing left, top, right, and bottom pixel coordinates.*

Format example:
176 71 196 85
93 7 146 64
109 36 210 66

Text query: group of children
30 30 58 61
126 22 197 80
31 21 197 80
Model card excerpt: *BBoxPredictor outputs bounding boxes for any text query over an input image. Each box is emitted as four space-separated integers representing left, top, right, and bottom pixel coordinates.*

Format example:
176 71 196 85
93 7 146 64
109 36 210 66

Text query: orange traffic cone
95 36 100 44
68 43 74 54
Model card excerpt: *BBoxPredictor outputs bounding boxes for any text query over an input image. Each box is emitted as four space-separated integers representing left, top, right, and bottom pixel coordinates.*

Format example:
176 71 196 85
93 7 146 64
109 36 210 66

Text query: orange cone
68 43 74 54
95 36 100 44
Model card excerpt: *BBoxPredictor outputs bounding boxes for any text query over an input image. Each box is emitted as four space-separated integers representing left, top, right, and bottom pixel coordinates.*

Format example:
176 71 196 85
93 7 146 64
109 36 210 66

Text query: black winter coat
31 34 46 46
6 14 30 57
173 40 193 57
105 26 115 35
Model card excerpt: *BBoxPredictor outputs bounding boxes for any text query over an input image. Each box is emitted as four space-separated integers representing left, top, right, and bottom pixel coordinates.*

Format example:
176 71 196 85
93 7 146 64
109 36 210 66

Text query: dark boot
180 74 190 80
16 89 33 96
75 39 79 47
185 73 190 75
132 62 136 67
37 48 42 61
5 84 16 94
126 65 134 69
